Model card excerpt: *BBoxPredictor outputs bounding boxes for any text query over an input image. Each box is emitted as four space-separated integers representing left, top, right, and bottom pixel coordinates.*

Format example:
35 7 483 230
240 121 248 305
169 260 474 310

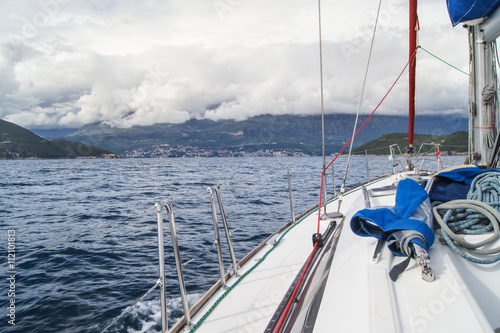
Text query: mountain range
66 114 468 157
2 114 468 159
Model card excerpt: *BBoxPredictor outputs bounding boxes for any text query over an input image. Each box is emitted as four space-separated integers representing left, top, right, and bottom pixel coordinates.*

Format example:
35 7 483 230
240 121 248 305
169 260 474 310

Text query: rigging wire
326 48 418 173
317 0 328 216
318 0 325 167
418 45 469 76
316 48 418 231
337 0 383 212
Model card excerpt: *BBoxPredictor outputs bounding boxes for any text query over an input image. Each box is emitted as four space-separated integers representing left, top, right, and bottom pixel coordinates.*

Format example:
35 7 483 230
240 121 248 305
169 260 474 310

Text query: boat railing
154 176 299 332
152 185 245 332
207 186 239 286
0 206 170 333
155 201 192 332
416 142 445 171
389 144 406 173
3 168 300 332
389 142 445 173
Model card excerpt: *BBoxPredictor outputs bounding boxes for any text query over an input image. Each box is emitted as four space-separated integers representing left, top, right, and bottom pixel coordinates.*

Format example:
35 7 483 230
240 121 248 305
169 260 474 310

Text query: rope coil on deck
433 172 500 264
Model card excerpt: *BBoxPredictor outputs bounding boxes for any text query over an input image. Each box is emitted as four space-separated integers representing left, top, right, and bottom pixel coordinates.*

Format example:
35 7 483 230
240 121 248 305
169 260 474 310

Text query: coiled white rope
433 172 500 264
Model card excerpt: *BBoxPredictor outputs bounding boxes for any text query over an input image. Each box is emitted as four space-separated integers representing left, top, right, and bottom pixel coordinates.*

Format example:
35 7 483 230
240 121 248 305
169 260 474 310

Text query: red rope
274 242 318 333
325 48 417 172
314 49 417 235
294 46 417 333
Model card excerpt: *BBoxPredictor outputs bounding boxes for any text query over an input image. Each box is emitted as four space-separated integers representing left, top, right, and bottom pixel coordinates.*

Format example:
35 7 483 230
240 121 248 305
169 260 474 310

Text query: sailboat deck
185 171 500 332
190 192 327 332
315 175 500 332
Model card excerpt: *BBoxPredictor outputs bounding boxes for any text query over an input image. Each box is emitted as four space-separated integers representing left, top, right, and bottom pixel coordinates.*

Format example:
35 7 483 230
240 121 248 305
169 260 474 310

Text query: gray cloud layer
1 0 469 129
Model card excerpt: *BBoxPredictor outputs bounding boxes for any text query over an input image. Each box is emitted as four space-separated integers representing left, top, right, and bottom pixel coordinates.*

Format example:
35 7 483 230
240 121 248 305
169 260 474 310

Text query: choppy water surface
0 155 464 332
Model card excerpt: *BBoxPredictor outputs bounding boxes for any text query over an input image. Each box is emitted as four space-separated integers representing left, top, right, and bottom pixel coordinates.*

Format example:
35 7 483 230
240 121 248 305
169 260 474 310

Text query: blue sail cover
447 0 500 26
351 178 434 256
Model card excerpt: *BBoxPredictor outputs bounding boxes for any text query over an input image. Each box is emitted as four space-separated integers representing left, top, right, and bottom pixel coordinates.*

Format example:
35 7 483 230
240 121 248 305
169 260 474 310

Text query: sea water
0 155 464 332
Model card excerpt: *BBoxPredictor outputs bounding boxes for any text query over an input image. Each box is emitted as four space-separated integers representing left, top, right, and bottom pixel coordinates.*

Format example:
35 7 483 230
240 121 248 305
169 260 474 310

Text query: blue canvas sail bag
350 178 434 257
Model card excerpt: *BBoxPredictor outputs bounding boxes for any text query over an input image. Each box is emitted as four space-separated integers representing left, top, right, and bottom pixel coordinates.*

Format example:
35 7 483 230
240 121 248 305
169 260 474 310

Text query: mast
408 0 418 152
469 6 500 167
447 1 500 166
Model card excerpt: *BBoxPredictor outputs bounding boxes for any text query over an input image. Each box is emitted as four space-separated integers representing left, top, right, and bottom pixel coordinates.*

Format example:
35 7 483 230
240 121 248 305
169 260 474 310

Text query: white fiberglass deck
314 174 500 333
190 194 329 332
186 171 500 333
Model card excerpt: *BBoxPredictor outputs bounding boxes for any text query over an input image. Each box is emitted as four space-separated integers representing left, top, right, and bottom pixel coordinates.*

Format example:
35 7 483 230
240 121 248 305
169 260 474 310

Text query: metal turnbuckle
413 243 435 282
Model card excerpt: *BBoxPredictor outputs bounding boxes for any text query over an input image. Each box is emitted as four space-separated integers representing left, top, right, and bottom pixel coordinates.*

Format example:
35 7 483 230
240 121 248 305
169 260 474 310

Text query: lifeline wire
183 242 216 268
100 281 160 333
164 182 290 268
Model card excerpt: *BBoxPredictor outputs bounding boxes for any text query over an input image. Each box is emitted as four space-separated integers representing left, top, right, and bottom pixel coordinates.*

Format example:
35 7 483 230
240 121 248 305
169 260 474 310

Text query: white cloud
0 0 470 129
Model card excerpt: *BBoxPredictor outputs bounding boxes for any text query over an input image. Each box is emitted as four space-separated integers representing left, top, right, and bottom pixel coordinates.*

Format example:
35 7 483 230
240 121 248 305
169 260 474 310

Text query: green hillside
351 131 468 155
0 119 119 159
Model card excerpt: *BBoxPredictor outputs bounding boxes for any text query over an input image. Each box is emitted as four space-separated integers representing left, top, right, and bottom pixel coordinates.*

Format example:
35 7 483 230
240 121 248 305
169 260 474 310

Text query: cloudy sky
1 0 469 129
